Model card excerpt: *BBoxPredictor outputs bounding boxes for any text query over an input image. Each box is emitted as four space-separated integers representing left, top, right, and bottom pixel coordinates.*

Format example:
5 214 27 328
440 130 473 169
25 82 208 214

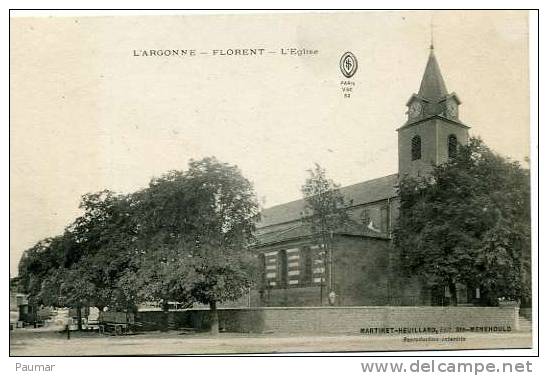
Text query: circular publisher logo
340 51 358 78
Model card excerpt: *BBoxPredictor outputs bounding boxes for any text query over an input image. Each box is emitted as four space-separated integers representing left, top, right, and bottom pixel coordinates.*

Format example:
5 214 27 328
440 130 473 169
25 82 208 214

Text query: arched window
448 134 458 159
411 135 421 161
301 247 313 286
258 253 266 290
278 250 287 288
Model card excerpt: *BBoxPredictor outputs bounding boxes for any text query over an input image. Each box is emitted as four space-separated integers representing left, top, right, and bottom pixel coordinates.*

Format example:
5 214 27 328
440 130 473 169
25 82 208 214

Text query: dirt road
10 328 533 356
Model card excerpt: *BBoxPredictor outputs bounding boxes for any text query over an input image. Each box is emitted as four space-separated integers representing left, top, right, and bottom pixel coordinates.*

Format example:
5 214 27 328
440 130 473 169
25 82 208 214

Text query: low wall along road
137 305 520 335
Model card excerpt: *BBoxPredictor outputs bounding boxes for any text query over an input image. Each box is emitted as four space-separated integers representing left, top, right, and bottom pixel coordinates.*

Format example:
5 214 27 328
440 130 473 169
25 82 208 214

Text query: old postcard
9 10 534 356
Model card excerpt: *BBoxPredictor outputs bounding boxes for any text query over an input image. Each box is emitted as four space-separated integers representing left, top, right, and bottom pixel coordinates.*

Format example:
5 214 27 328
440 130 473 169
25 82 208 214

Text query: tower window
448 134 458 159
411 135 421 161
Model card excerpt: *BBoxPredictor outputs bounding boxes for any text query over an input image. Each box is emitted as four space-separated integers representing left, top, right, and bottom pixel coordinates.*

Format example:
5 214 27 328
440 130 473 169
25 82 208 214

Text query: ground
9 326 533 356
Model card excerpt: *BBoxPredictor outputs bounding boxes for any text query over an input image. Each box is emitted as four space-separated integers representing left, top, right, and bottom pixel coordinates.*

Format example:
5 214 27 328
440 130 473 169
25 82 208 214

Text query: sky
10 11 530 275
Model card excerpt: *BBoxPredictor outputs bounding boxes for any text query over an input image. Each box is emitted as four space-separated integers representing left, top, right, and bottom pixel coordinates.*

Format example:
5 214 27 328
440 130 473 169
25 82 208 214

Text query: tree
19 190 139 329
130 157 259 333
301 163 351 305
18 157 259 334
68 191 139 313
394 138 531 306
18 235 68 323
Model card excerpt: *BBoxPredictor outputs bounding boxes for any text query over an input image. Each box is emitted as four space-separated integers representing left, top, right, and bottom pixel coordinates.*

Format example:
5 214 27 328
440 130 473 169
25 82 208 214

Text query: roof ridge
257 173 399 229
261 173 398 212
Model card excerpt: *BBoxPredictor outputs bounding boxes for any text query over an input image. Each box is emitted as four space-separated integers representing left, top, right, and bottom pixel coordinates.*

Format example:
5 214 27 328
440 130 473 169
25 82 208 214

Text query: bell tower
397 45 470 178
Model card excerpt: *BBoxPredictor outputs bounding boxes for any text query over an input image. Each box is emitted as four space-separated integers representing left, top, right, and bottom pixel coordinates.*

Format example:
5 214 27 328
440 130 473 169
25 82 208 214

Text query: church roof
257 173 398 229
255 219 390 246
418 48 448 101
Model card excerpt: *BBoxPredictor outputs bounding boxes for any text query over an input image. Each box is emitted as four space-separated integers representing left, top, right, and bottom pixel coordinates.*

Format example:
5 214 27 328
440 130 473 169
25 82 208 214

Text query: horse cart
98 311 138 335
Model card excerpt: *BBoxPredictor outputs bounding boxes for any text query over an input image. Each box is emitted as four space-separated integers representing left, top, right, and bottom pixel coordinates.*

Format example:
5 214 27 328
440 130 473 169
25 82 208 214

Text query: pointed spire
418 46 448 101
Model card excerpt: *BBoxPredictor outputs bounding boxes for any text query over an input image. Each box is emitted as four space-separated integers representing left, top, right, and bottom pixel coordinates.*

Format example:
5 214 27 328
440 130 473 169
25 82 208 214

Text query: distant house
10 278 30 327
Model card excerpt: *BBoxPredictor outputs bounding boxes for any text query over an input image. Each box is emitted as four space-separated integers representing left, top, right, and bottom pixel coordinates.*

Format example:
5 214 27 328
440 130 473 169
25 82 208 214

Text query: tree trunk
320 237 327 306
449 283 458 306
319 282 324 306
209 301 219 335
160 301 169 332
77 305 83 331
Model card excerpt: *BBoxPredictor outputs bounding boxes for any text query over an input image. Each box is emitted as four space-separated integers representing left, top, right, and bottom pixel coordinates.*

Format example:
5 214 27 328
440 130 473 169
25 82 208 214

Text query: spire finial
430 17 434 51
418 20 448 100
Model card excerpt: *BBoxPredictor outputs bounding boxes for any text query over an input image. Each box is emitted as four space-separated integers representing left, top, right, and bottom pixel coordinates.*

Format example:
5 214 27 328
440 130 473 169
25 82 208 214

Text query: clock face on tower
408 101 422 118
446 101 458 118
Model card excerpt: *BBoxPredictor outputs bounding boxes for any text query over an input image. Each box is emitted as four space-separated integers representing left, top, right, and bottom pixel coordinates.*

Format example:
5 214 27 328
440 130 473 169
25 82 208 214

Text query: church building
252 46 470 307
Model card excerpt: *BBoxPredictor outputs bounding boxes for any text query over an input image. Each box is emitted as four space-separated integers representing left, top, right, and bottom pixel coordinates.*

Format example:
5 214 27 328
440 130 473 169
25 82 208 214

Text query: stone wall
520 308 532 320
252 235 428 307
333 236 396 306
137 305 519 334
